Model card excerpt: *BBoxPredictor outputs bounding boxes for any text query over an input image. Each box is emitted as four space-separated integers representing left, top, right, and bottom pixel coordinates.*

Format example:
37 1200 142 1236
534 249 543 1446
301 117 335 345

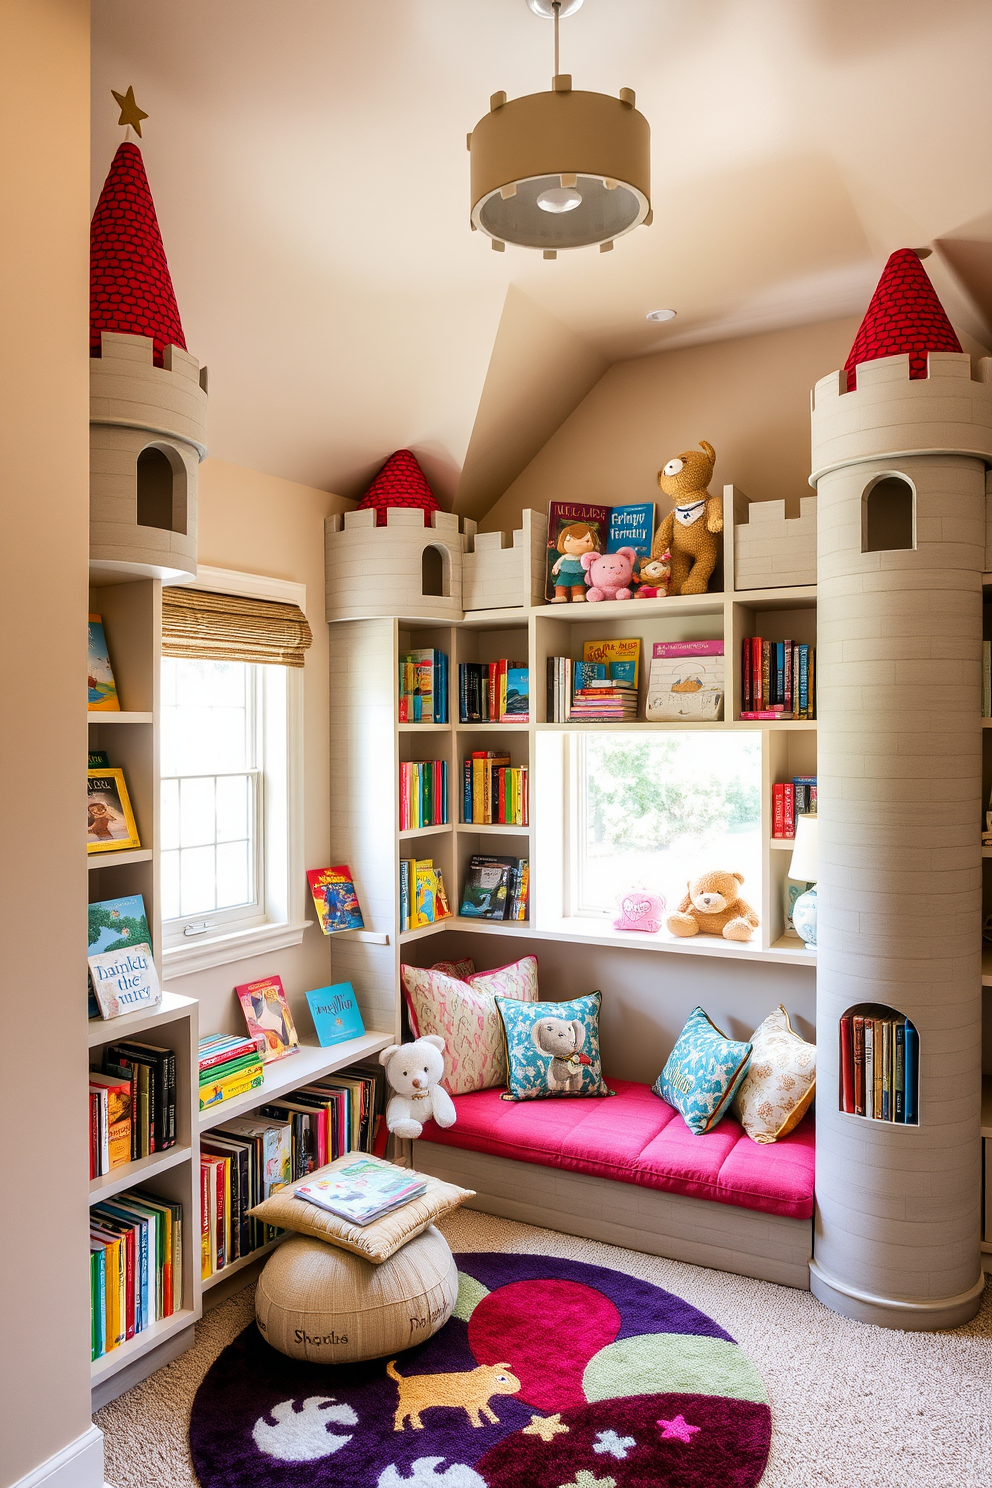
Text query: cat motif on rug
387 1359 521 1431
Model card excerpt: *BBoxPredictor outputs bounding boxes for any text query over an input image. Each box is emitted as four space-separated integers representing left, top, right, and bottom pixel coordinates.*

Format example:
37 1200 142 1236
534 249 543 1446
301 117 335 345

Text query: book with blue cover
606 501 654 561
306 982 366 1047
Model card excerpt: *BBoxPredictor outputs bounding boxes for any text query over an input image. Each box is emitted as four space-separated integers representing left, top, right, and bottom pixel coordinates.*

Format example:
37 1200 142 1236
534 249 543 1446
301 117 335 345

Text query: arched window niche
136 442 188 534
421 543 451 598
861 473 915 554
840 1003 919 1125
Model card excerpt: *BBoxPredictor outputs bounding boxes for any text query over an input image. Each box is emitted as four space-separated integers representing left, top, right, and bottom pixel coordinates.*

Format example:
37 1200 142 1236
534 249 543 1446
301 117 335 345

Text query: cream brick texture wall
733 494 817 589
462 508 548 611
324 507 467 622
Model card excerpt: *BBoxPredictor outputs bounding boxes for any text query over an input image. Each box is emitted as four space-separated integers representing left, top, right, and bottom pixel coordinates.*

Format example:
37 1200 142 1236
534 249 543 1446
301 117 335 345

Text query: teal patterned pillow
653 1006 752 1134
496 992 612 1100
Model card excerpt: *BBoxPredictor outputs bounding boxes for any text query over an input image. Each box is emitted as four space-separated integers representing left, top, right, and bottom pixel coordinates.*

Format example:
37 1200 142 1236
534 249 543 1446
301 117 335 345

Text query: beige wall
481 317 862 533
0 1 93 1484
163 459 356 1042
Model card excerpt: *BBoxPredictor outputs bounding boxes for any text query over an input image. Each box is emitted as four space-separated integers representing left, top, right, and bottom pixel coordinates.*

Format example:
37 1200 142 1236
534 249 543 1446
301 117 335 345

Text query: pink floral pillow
400 955 539 1095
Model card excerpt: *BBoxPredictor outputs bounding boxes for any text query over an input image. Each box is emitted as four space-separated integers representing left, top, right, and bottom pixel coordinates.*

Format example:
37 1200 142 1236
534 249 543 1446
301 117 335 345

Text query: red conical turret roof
90 141 186 366
844 248 960 390
356 450 441 527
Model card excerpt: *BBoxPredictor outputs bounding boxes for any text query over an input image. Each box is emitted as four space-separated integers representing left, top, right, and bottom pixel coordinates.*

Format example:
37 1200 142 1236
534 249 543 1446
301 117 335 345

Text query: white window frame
161 565 310 979
570 733 613 919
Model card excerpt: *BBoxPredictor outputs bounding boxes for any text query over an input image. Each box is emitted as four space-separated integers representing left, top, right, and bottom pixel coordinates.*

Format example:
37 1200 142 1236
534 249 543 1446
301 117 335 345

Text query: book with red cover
782 783 795 838
545 501 610 600
840 1016 855 1113
852 1016 866 1116
772 783 785 838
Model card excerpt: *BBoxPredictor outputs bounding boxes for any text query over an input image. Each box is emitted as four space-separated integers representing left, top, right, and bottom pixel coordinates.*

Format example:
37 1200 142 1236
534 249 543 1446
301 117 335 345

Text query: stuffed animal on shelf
550 522 600 602
613 889 667 933
653 441 723 596
581 546 638 601
666 869 759 943
380 1034 456 1139
634 550 671 598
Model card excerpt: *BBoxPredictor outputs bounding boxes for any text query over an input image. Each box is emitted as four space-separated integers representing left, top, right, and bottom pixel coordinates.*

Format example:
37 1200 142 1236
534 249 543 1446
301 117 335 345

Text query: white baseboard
8 1426 104 1488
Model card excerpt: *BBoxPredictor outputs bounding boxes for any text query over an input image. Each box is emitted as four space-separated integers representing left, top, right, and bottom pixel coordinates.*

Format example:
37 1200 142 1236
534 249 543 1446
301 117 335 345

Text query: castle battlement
91 330 208 455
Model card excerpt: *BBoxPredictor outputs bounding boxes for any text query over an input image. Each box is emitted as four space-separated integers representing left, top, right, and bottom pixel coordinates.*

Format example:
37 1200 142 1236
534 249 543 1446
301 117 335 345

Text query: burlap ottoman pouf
255 1224 458 1363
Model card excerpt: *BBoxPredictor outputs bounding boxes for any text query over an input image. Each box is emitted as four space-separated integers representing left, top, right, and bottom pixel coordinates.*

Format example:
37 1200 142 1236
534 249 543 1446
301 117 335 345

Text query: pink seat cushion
419 1077 815 1220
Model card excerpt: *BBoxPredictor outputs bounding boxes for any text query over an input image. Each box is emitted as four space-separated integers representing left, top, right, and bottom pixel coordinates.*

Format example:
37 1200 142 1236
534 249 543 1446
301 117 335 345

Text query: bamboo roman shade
161 588 313 668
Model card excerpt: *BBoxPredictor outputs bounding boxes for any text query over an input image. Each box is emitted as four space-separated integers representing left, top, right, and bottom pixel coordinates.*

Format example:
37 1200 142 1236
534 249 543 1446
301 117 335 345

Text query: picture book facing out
645 640 725 722
306 982 366 1047
87 768 141 853
88 944 161 1020
88 893 151 1018
606 502 655 561
581 638 641 688
307 865 365 934
236 974 301 1063
546 502 610 601
88 614 120 712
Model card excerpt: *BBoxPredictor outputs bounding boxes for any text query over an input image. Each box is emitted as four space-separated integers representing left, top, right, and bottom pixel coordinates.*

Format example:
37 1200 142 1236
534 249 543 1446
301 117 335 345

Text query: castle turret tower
89 113 206 581
810 249 992 1328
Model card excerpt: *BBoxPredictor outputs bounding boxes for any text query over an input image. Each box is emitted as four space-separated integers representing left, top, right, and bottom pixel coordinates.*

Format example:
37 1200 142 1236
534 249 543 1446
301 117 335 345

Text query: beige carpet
96 1208 992 1487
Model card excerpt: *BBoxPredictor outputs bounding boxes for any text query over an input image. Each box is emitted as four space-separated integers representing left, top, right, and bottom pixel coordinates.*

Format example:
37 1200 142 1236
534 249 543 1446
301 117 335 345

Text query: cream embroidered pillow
734 1004 816 1143
400 955 539 1095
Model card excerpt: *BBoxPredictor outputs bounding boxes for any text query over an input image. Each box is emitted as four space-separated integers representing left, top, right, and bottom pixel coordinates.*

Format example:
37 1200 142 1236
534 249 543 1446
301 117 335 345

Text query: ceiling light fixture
646 308 677 322
468 0 652 257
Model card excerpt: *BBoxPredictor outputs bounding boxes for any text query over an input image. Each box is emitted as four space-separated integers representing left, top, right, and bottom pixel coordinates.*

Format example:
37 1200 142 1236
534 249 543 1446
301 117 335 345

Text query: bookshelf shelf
398 919 447 945
770 838 795 851
456 822 529 835
198 1032 394 1132
89 1144 193 1201
398 722 451 733
982 719 992 729
456 722 530 733
90 1307 197 1387
88 847 154 871
88 711 154 724
87 991 197 1049
201 1234 287 1291
398 823 451 840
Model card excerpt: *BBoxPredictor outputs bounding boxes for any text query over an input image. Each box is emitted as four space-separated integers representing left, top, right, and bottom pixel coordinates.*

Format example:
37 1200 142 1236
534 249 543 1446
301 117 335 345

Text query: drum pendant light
468 0 652 257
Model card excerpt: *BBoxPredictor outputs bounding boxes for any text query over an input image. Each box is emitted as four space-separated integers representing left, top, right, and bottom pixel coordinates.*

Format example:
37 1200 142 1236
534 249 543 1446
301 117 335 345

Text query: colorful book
582 638 641 687
88 893 149 1018
88 943 161 1020
87 767 141 853
87 614 121 712
546 501 610 600
306 982 366 1047
295 1157 426 1226
645 641 724 722
89 1072 133 1169
236 975 301 1064
501 667 529 720
307 865 365 934
460 854 521 920
606 501 654 561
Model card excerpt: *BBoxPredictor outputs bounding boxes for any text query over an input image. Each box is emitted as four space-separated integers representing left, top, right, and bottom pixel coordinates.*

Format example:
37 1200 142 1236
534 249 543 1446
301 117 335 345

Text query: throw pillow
247 1155 473 1264
400 955 539 1095
431 958 476 980
654 1006 752 1135
497 991 612 1100
734 1004 816 1142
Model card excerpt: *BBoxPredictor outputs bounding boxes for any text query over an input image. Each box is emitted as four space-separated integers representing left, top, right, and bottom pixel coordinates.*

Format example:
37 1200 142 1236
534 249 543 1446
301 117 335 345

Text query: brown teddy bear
667 869 759 943
653 440 722 596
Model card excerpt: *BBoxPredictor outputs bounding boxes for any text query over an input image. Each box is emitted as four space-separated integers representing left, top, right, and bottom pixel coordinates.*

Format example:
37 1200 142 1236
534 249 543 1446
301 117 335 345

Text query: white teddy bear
380 1034 457 1140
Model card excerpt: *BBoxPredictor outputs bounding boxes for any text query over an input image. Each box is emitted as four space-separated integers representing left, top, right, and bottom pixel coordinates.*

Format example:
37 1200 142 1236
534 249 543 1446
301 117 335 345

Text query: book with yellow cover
88 614 121 712
582 637 641 687
87 767 140 853
199 1064 264 1110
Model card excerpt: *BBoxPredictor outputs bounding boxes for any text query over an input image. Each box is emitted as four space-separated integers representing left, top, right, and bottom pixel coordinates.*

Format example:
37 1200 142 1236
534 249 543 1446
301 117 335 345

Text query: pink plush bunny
580 546 638 602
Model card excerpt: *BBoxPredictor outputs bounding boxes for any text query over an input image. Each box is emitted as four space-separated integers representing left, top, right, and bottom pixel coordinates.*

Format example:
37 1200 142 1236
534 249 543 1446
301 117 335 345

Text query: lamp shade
788 814 819 883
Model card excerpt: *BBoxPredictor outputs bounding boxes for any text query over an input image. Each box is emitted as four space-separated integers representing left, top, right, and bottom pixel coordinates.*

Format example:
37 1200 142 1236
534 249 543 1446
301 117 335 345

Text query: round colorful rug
189 1252 771 1488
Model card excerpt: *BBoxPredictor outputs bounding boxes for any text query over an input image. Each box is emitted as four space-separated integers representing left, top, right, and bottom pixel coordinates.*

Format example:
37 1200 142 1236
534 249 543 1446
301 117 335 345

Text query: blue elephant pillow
653 1006 752 1134
496 991 612 1101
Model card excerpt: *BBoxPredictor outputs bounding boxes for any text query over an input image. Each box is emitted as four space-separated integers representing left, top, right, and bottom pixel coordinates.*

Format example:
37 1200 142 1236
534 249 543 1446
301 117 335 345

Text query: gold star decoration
112 86 148 137
523 1412 569 1442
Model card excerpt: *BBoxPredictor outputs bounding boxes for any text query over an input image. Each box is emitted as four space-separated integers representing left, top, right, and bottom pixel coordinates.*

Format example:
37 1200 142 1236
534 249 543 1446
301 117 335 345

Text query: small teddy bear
580 546 638 602
380 1034 456 1139
634 551 671 598
654 441 723 596
666 870 759 943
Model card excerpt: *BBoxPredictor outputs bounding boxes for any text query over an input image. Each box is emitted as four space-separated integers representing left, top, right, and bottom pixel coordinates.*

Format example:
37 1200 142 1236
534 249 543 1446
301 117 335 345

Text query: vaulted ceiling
92 0 992 515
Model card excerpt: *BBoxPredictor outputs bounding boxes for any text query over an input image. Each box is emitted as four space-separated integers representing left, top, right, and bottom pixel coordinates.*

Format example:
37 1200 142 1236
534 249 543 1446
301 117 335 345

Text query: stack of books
296 1157 424 1226
460 853 529 921
90 1188 183 1360
459 661 528 722
462 752 528 825
740 637 816 719
569 660 638 721
839 1012 919 1123
90 1039 177 1176
399 760 448 830
398 648 448 723
772 777 817 838
399 857 452 930
199 1033 266 1111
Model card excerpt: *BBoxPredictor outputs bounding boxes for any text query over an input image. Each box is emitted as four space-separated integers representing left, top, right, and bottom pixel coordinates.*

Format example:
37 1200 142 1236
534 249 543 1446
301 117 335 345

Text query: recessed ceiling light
646 308 677 322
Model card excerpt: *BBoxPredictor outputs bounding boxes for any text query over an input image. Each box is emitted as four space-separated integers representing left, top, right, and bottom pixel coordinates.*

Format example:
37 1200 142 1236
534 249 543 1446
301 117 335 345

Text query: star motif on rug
558 1473 616 1488
657 1414 701 1444
524 1413 569 1442
593 1430 636 1460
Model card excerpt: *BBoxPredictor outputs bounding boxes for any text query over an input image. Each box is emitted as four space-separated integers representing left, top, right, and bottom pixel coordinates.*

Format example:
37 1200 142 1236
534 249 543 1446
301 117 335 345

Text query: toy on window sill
581 546 638 602
666 870 759 943
634 551 671 598
550 522 600 603
613 889 667 934
380 1035 456 1139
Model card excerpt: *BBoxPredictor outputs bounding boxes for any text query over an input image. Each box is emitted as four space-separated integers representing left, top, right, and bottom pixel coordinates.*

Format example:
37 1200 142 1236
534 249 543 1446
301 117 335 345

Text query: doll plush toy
380 1035 456 1139
550 522 599 602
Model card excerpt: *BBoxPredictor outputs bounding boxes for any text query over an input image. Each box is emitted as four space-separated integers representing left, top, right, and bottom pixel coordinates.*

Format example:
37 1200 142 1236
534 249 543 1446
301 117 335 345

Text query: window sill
162 919 312 979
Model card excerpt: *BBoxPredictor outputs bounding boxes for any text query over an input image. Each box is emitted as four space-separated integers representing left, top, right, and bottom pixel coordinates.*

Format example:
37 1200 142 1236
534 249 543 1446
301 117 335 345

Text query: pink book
652 640 725 657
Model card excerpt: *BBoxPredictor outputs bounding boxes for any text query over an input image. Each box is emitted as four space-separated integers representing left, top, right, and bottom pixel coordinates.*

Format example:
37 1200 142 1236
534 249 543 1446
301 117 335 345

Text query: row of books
772 778 818 838
399 760 449 831
91 1188 183 1360
200 1065 384 1279
460 853 529 921
400 856 452 931
462 752 529 825
459 660 529 722
741 638 816 719
839 1013 919 1123
199 1033 265 1111
398 648 448 724
89 1039 178 1177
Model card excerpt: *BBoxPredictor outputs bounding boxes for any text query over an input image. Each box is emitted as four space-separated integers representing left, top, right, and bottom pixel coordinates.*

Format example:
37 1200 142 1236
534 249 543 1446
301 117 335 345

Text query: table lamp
788 814 818 949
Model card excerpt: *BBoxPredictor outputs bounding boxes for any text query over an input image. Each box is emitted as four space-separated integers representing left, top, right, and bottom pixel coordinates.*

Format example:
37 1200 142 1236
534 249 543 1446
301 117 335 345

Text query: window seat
416 1079 815 1288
